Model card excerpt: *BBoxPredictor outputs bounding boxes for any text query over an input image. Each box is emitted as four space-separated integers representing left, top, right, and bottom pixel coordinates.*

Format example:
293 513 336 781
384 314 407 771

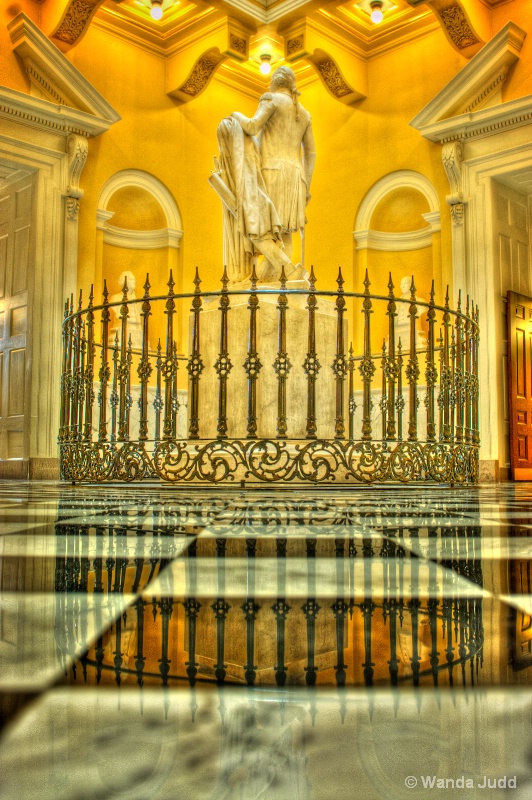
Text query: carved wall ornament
229 34 246 55
450 202 464 226
287 37 304 55
178 51 224 98
439 5 480 50
52 0 104 47
316 59 351 98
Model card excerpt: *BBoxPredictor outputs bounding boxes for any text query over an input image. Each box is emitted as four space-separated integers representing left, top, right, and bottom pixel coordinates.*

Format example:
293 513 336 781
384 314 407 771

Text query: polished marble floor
0 481 531 799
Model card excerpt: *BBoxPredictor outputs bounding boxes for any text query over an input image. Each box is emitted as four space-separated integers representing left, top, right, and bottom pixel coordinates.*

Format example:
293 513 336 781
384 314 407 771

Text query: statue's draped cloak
215 117 282 283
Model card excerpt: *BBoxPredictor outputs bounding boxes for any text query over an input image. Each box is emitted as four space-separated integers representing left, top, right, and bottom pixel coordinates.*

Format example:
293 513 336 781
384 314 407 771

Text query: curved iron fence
59 268 480 484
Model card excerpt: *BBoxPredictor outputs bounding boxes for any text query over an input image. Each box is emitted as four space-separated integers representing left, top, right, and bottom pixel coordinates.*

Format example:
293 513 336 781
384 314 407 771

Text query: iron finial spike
121 274 129 297
445 286 450 309
221 266 229 291
387 272 394 296
457 288 462 313
466 294 470 316
337 266 344 290
397 337 402 354
349 341 354 357
69 293 73 315
78 289 83 311
193 267 201 292
430 279 435 304
280 264 287 289
309 264 316 290
363 268 370 293
167 270 175 292
250 263 258 290
89 284 94 307
143 274 151 297
103 280 109 303
410 276 416 299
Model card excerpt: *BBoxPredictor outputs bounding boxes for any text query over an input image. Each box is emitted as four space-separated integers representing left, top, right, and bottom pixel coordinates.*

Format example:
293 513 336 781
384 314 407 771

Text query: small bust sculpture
108 271 145 352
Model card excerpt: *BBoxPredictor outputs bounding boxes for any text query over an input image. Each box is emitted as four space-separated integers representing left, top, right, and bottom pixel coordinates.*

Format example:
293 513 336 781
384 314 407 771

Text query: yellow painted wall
2 0 531 350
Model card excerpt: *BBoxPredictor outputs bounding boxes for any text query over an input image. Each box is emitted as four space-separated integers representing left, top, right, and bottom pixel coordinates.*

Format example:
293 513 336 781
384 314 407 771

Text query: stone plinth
192 288 346 440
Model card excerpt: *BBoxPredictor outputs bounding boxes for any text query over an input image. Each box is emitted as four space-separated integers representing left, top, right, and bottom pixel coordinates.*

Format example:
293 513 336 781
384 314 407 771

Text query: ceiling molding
410 21 526 129
8 12 120 123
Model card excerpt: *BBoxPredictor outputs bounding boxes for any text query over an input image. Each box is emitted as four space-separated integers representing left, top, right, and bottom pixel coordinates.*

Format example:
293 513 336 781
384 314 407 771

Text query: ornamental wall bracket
406 0 485 58
63 134 88 221
49 0 107 53
166 20 252 102
169 48 227 103
441 142 466 227
281 19 367 105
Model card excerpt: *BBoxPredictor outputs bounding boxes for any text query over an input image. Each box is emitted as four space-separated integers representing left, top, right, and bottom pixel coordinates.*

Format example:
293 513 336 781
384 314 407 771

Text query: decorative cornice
410 21 526 129
412 93 532 144
102 224 183 249
8 13 120 123
0 85 118 137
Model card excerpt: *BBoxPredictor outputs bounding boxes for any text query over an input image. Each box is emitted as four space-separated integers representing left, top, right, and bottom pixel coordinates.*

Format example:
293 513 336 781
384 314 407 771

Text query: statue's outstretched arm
231 97 276 137
303 120 316 199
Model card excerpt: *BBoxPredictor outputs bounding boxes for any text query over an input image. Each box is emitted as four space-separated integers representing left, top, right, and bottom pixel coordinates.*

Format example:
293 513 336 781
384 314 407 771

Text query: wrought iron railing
59 267 480 484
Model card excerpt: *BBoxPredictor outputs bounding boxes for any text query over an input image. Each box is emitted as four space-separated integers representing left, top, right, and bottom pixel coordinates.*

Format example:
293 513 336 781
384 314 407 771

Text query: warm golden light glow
370 0 383 23
260 54 272 75
150 0 163 19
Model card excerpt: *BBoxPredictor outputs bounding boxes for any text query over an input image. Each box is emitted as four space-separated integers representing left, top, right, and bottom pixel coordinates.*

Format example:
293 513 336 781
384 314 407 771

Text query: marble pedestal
191 287 346 440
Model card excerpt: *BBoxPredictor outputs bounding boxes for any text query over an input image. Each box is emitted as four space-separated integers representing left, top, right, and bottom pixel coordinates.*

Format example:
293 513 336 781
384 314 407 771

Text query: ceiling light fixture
150 0 163 20
260 54 272 75
370 0 384 23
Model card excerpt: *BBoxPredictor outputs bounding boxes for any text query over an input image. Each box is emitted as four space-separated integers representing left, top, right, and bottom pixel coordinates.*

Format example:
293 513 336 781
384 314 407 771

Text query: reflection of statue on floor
108 270 146 352
209 66 316 285
211 701 310 800
395 275 427 351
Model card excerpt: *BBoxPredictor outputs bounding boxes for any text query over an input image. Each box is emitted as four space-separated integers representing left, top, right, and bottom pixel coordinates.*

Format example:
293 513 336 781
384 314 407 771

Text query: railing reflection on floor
54 522 484 689
59 268 480 484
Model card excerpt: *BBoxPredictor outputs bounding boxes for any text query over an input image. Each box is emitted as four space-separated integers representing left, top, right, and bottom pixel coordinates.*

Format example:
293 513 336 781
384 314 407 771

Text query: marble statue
209 66 316 284
108 270 145 352
395 275 426 351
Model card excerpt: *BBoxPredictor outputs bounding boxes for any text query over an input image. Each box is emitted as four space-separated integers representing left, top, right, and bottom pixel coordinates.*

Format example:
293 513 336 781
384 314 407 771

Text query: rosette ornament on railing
59 268 480 485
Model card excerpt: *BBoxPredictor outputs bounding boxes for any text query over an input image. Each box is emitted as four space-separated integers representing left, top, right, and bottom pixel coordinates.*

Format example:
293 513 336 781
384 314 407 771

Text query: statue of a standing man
209 66 316 284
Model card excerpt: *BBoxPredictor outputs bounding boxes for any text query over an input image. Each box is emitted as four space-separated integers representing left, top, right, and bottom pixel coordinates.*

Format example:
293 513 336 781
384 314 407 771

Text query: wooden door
0 173 33 461
507 291 532 479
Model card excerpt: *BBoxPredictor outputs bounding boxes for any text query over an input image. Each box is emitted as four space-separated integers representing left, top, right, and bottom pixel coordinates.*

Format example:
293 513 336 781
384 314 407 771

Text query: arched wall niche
353 170 442 353
96 169 184 352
